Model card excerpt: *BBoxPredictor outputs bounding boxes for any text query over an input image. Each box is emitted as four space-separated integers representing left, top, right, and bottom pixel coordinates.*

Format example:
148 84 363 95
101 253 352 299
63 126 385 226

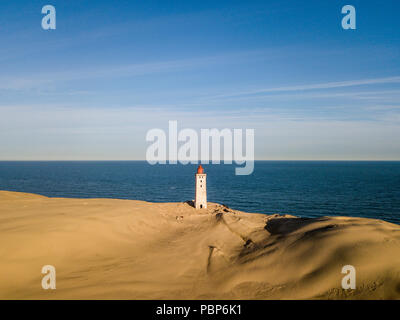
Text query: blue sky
1 0 400 160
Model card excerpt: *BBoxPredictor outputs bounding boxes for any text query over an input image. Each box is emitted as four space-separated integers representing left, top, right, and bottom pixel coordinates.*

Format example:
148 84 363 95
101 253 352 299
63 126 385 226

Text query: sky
0 0 400 160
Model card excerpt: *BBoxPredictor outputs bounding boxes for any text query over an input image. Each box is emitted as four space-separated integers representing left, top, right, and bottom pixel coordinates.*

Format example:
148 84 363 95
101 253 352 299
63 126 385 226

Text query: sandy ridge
0 190 399 299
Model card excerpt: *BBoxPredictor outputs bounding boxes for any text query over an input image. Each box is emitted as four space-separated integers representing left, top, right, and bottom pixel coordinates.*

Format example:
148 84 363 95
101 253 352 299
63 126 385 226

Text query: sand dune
0 190 399 299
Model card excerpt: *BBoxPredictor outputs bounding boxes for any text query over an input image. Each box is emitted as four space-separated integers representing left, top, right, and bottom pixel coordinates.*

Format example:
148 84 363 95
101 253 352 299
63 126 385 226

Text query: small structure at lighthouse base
195 165 207 209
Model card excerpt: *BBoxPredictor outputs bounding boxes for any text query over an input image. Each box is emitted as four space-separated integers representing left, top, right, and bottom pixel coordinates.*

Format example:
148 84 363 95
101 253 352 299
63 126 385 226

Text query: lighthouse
195 165 207 209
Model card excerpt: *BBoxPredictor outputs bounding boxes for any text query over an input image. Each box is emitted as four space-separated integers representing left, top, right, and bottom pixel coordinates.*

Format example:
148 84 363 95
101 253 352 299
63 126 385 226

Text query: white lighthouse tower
195 165 207 209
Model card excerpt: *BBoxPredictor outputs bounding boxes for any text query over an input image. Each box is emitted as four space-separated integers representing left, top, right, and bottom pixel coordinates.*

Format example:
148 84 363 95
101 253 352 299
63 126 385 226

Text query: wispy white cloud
211 76 400 99
0 50 264 90
1 104 400 160
364 104 400 110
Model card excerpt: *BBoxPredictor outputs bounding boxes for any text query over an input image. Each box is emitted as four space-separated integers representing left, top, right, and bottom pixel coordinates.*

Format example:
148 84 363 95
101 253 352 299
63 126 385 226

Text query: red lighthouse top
197 165 204 174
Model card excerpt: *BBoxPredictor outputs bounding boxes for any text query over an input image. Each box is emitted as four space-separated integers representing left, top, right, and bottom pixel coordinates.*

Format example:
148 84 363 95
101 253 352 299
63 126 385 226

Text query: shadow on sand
264 217 333 235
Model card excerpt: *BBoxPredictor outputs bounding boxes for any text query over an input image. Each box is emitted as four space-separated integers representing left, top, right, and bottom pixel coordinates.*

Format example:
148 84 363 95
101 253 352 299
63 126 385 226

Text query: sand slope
0 191 399 299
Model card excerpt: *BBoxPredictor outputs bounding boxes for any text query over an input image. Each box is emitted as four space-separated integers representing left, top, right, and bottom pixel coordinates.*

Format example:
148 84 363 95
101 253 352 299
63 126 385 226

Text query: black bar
1 300 398 318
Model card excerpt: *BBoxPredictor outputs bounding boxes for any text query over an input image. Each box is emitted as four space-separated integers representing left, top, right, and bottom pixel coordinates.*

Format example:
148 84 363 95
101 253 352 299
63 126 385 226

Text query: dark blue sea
0 161 399 224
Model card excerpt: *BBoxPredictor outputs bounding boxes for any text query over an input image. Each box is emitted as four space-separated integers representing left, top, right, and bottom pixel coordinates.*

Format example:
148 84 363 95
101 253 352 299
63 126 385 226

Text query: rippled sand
0 190 399 299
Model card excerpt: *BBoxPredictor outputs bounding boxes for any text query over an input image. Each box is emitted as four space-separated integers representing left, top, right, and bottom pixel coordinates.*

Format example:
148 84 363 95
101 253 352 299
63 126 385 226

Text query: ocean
0 161 399 224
